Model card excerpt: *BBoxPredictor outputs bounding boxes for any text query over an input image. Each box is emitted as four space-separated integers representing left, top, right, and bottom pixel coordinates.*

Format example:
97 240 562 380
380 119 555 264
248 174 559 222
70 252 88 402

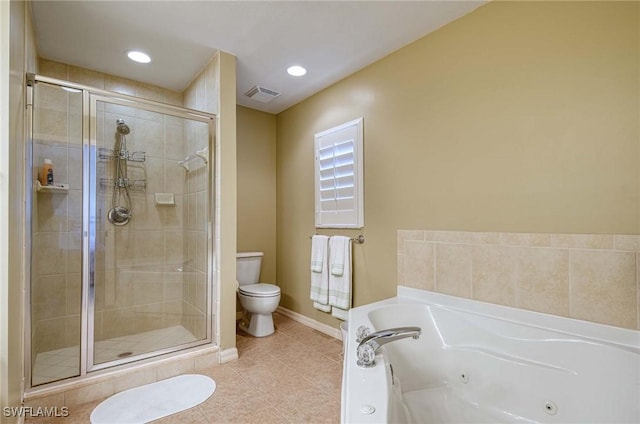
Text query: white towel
313 301 332 313
310 235 330 306
328 236 352 310
310 235 327 273
330 236 347 276
331 306 349 321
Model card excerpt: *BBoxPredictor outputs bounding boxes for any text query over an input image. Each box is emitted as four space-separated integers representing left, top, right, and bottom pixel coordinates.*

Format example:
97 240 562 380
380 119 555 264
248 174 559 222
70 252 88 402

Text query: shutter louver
314 118 363 228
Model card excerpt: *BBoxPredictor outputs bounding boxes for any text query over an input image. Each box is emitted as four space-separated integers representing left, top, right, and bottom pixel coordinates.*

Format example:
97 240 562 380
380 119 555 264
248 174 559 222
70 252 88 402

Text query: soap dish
154 193 175 206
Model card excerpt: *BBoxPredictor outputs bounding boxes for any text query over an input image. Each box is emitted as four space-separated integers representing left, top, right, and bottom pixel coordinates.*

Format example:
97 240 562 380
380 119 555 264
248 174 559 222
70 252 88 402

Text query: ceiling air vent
244 85 281 103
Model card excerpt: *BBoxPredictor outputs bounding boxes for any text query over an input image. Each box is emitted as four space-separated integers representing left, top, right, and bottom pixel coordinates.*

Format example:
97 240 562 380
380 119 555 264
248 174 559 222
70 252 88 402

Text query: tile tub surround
398 230 640 329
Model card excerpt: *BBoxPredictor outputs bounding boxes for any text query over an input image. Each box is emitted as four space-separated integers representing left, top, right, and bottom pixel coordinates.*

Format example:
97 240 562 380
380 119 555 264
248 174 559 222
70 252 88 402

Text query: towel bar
309 234 365 244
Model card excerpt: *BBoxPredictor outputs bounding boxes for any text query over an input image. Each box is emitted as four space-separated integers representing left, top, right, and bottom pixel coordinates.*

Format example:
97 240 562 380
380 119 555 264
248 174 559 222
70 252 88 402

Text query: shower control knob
356 325 371 343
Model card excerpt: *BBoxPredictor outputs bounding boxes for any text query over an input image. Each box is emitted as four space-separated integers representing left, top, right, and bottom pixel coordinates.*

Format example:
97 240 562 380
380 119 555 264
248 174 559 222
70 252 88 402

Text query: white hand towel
310 235 330 306
328 236 352 310
310 235 328 273
313 301 332 313
331 306 349 321
330 236 347 276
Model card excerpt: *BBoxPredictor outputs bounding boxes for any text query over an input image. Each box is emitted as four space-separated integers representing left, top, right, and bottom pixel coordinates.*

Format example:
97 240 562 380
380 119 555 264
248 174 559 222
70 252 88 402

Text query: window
314 117 364 228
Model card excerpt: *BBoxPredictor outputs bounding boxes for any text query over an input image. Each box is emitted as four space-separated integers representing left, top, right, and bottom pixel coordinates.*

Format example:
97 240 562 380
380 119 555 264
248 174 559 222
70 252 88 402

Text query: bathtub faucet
356 326 421 368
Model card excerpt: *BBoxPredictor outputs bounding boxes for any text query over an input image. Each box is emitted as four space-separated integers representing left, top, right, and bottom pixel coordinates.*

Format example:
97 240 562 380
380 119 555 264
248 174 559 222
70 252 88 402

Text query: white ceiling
31 1 485 114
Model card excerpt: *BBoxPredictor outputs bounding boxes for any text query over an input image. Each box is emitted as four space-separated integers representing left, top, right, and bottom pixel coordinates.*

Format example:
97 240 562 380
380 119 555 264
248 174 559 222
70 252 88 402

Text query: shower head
116 119 130 135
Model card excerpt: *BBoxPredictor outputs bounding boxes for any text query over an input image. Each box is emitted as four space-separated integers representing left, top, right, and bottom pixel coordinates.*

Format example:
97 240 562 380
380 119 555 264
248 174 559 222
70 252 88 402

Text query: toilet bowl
236 252 281 337
238 283 281 337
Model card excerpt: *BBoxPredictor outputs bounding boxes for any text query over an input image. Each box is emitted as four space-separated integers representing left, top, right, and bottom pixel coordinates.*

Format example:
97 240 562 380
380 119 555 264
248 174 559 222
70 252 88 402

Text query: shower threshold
32 325 198 386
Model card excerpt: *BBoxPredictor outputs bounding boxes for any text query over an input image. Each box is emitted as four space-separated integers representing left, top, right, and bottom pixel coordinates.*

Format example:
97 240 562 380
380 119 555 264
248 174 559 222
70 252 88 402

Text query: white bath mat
90 374 215 423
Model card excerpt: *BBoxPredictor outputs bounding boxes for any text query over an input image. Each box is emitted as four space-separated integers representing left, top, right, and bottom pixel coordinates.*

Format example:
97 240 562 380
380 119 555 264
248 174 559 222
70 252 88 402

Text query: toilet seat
239 283 280 298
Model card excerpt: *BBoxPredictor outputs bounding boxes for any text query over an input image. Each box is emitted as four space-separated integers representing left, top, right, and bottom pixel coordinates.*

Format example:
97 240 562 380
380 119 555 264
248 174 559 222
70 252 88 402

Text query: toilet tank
236 252 264 286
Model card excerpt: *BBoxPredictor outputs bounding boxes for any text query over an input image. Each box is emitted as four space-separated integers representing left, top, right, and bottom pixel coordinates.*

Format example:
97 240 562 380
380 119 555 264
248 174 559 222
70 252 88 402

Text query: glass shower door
28 73 215 386
88 96 212 369
29 81 84 386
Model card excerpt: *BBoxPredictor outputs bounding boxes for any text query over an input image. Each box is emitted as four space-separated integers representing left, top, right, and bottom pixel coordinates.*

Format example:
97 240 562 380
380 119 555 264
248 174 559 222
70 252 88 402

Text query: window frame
313 117 364 229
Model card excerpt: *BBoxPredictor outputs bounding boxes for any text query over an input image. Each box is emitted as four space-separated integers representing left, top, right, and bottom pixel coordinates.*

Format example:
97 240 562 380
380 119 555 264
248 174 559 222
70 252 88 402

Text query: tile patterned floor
26 312 344 423
33 325 198 386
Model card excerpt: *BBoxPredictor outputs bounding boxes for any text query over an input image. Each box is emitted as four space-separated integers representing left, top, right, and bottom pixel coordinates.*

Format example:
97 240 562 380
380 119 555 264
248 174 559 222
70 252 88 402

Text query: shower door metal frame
25 74 217 387
86 93 215 372
24 74 35 390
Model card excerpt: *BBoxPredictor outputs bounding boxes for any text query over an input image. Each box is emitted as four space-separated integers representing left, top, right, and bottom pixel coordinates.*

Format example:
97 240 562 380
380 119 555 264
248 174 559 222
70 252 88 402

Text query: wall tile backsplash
397 230 640 330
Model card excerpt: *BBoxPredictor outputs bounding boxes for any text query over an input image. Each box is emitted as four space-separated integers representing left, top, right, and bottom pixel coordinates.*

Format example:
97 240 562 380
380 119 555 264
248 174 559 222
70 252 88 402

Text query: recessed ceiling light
287 65 307 77
126 50 151 64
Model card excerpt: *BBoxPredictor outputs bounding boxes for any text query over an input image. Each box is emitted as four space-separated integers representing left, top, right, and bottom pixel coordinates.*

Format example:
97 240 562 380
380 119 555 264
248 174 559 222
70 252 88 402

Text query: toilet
236 252 281 337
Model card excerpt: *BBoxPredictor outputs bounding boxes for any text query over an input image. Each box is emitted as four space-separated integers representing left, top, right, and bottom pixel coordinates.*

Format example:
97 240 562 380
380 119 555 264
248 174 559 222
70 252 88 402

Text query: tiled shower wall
179 118 209 339
94 99 187 342
32 58 211 353
31 78 83 358
397 230 640 330
181 55 218 338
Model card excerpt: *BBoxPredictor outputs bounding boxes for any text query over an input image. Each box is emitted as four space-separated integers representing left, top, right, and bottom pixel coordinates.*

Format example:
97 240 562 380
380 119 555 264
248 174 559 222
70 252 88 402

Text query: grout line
468 244 474 300
637 253 639 330
433 242 437 293
514 247 520 308
568 249 573 318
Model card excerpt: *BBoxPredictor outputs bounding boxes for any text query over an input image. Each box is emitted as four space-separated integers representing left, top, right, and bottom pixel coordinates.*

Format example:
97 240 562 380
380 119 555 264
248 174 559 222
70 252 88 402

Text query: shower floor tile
32 325 198 386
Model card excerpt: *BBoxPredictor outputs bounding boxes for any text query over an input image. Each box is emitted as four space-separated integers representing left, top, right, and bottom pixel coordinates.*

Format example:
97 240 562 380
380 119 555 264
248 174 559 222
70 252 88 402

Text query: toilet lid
239 283 281 297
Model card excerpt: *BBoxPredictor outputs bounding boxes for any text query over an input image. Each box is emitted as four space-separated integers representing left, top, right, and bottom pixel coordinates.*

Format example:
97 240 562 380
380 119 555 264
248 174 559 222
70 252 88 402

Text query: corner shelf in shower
178 147 208 172
36 180 69 193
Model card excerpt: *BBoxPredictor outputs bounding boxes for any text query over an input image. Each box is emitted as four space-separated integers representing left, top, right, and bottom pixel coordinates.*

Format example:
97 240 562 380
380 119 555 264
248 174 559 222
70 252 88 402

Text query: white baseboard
276 306 342 340
219 347 238 364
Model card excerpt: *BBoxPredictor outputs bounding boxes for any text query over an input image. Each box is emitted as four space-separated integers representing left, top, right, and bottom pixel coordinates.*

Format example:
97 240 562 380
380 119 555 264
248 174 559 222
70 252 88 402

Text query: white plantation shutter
314 118 364 228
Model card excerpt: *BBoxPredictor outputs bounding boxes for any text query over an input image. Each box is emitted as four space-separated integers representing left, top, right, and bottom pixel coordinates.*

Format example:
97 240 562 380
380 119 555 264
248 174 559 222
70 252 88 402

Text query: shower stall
26 74 216 387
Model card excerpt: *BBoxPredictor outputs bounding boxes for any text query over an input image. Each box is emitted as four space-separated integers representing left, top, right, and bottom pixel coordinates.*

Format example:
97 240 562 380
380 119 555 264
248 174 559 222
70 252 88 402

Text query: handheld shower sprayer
108 119 133 226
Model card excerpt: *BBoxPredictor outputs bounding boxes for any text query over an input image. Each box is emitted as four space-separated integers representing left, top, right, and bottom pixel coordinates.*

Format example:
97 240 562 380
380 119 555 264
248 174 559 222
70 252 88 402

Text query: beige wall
215 52 237 355
2 0 38 419
237 106 277 283
276 1 640 328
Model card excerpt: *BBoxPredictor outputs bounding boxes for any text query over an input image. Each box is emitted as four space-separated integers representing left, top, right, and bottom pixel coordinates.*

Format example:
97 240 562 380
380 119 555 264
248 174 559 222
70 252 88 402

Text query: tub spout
356 326 421 368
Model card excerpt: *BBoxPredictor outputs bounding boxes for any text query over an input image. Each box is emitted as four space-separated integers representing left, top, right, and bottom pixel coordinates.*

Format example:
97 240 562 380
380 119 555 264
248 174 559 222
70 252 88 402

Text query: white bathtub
342 286 640 423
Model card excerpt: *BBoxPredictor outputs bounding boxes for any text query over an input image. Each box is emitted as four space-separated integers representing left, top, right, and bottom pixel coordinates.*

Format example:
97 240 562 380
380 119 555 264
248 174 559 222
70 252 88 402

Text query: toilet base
239 312 275 337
